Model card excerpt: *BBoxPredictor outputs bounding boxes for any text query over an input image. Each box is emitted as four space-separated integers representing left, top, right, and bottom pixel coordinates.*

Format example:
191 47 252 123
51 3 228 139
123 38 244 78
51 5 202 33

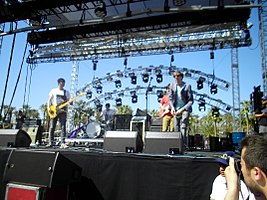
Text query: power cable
3 42 28 121
0 22 17 122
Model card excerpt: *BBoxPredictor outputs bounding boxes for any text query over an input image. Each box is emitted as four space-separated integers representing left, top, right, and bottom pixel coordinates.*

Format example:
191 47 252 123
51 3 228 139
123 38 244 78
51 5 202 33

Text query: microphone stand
145 77 153 116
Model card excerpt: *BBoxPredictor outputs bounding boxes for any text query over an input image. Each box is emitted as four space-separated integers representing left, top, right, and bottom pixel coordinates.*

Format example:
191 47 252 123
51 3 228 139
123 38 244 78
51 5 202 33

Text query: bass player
47 78 71 148
159 84 174 132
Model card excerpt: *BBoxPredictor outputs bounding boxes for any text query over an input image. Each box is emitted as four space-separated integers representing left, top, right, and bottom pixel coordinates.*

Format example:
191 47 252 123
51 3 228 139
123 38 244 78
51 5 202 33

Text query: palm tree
40 103 49 131
240 100 253 134
115 105 133 115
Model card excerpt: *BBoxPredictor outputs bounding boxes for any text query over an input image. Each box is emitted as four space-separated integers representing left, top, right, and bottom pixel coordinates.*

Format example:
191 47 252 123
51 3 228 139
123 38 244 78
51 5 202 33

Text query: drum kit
68 120 109 139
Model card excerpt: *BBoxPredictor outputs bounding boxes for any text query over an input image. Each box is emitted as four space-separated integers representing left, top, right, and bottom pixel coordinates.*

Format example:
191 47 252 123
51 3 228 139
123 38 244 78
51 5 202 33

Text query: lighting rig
84 85 232 114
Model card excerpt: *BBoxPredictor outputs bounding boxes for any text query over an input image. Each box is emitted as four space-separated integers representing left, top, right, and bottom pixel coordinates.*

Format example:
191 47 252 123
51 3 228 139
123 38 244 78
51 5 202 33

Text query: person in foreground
210 151 255 200
224 135 267 200
47 78 71 149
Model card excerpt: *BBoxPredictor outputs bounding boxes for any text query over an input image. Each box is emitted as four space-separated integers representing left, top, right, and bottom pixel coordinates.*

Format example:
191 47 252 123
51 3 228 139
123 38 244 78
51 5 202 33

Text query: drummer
102 103 116 130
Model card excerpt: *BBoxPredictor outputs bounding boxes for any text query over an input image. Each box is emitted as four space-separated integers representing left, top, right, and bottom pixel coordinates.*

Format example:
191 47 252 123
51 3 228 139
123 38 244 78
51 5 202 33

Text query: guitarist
159 84 174 132
47 78 71 148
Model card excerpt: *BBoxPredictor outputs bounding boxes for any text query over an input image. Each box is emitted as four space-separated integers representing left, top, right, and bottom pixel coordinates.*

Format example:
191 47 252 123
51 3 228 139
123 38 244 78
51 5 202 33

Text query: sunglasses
174 75 181 78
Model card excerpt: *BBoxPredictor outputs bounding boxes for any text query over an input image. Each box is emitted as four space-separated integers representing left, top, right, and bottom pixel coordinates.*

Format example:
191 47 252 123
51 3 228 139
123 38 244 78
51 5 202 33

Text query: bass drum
86 122 101 138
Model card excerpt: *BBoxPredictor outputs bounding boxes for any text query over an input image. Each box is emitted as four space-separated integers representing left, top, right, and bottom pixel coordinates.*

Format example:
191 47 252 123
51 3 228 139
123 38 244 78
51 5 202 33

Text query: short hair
105 103 110 107
57 78 65 83
241 135 267 175
173 71 184 78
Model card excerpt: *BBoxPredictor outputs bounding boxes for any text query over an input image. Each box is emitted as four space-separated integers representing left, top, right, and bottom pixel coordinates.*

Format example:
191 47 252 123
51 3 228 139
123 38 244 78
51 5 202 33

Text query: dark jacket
169 81 194 113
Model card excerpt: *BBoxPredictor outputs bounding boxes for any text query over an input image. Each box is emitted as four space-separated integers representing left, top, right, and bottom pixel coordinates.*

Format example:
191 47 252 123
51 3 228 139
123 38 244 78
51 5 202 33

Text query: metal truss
77 65 231 94
27 24 251 64
259 0 267 95
231 48 241 131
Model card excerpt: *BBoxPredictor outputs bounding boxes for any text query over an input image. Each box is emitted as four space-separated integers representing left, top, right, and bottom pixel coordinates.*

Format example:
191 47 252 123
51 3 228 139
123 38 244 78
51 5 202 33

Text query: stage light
168 66 175 75
210 51 214 59
210 84 218 95
171 54 174 62
198 102 206 112
185 71 191 77
155 69 163 83
96 84 103 94
118 91 124 97
106 73 113 81
129 73 137 85
212 107 220 118
86 91 92 99
197 77 205 90
94 1 107 18
142 72 149 83
92 60 98 71
173 0 186 6
115 98 122 106
244 29 251 41
226 106 231 111
157 90 164 102
115 80 122 88
131 91 138 103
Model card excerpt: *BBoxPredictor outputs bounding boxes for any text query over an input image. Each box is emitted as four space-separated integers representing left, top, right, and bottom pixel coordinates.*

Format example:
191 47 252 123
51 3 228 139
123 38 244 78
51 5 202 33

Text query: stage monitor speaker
143 132 183 154
103 131 139 153
0 129 31 147
3 150 82 188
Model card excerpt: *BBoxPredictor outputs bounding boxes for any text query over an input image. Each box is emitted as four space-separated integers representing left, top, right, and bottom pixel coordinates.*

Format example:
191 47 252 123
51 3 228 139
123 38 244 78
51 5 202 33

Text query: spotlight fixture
129 73 137 85
130 91 138 103
142 72 149 83
212 107 220 118
197 77 205 90
155 69 163 83
210 84 218 95
94 1 107 18
198 102 206 112
226 106 231 111
86 91 92 99
96 84 103 94
92 60 98 71
115 98 122 106
157 90 164 102
210 51 214 59
115 80 122 88
173 0 186 7
106 73 113 82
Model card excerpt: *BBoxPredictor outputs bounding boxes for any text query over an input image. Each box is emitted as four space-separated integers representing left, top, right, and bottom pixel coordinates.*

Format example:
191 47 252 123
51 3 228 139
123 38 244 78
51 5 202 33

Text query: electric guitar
48 92 87 119
159 105 172 118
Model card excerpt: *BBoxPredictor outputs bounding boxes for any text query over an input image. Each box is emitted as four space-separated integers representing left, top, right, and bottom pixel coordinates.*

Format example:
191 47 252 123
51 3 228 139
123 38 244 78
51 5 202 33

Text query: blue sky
0 7 262 117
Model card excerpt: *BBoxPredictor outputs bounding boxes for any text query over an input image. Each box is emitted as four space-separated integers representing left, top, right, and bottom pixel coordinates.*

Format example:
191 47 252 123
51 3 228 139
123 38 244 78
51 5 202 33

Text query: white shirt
210 174 256 200
102 109 115 122
49 88 71 106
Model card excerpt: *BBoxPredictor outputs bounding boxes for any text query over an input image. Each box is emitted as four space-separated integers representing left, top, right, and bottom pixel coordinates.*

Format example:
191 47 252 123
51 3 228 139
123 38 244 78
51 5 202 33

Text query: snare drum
86 121 101 138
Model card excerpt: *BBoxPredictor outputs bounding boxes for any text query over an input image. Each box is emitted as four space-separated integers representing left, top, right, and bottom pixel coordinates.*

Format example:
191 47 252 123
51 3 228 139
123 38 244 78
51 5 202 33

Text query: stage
0 145 221 200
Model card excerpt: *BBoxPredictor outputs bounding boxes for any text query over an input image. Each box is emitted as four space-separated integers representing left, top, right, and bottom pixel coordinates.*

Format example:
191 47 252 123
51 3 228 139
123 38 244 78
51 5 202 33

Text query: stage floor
0 144 222 200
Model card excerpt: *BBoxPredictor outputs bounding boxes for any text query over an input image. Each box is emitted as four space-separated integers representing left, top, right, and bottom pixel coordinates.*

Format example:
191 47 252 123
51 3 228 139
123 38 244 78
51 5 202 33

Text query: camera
227 157 242 178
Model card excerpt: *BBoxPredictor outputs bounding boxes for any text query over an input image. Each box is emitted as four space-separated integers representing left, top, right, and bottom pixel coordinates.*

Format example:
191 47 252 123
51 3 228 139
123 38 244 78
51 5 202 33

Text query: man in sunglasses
169 71 193 151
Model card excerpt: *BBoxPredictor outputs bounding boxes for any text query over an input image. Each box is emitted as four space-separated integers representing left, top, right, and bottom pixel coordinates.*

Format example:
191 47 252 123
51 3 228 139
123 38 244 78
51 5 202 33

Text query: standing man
102 103 115 130
47 78 71 148
254 96 267 136
224 135 267 200
159 84 174 131
169 71 194 148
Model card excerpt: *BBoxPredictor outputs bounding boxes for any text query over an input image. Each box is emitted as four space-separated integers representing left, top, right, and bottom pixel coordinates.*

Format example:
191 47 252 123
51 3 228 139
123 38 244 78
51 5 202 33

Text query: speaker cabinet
0 129 31 147
114 114 132 130
27 125 39 144
3 150 81 188
103 131 139 153
143 132 183 154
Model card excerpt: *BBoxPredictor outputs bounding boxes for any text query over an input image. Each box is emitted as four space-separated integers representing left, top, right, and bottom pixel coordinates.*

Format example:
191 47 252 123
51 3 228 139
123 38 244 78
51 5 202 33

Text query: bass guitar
48 92 87 119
